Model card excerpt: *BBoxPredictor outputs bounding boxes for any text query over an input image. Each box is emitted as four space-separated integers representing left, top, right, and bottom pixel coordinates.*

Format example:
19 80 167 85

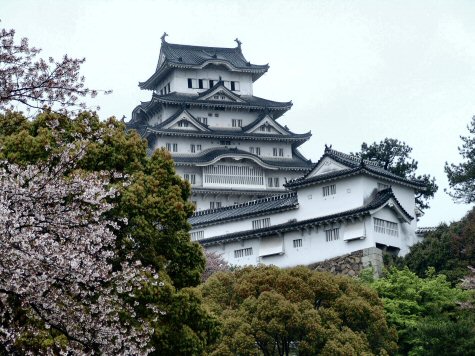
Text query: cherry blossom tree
0 27 109 114
0 129 159 354
202 251 230 281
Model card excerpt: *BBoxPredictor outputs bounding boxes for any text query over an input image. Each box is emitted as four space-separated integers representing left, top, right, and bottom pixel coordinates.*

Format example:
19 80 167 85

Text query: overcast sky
3 0 475 226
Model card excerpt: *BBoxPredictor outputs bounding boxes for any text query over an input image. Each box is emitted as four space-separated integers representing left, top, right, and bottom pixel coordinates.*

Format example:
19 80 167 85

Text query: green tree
201 266 397 355
403 207 475 285
445 116 475 203
0 110 218 354
352 138 437 212
371 267 475 355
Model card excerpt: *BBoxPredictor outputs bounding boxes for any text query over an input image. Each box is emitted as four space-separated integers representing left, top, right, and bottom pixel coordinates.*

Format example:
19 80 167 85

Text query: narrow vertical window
323 184 336 197
273 148 278 156
325 228 340 242
293 239 302 248
188 79 192 88
190 144 195 153
256 147 261 155
274 178 279 187
172 143 178 152
196 144 202 151
198 79 203 89
279 148 284 157
268 178 273 187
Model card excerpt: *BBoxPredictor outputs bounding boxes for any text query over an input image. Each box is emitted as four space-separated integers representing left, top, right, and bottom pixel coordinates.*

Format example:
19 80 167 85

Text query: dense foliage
0 110 217 354
352 138 437 211
201 266 397 355
371 267 475 356
0 134 158 354
445 116 475 203
403 207 475 285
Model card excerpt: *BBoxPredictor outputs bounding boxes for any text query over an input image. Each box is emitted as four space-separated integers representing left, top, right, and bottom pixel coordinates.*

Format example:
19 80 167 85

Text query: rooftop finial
234 38 242 48
161 32 168 43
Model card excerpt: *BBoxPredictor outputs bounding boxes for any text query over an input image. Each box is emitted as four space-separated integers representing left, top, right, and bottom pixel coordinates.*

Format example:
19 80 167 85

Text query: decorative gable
198 84 245 103
306 157 349 178
161 110 210 132
245 115 289 135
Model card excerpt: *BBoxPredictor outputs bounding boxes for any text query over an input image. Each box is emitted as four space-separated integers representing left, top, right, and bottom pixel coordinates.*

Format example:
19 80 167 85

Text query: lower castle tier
128 37 313 210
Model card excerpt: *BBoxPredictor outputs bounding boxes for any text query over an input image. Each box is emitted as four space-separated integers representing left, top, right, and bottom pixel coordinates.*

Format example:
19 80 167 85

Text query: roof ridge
325 148 381 167
191 191 296 217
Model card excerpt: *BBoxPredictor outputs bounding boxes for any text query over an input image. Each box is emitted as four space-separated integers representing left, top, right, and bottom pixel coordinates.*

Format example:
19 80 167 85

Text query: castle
129 36 425 267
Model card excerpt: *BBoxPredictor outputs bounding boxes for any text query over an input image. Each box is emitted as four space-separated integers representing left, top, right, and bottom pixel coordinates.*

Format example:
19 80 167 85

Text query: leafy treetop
352 138 438 212
445 116 475 203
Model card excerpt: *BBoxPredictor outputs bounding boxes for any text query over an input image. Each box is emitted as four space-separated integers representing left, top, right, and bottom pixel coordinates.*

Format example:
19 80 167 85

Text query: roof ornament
360 158 366 167
160 32 168 43
324 144 332 152
234 38 242 48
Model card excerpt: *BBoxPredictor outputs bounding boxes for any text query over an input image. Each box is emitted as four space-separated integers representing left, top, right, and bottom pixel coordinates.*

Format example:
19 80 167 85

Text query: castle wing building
129 36 313 211
190 147 426 267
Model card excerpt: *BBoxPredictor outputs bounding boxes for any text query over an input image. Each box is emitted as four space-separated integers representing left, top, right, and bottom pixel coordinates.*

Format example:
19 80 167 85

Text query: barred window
293 239 302 248
323 184 336 197
183 174 196 184
252 218 271 230
374 218 399 236
234 247 253 258
325 228 340 242
190 231 204 241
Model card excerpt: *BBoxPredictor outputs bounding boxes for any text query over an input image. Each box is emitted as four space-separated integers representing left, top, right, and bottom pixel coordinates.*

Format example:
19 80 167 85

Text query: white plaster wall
296 176 366 221
204 217 375 268
167 69 254 95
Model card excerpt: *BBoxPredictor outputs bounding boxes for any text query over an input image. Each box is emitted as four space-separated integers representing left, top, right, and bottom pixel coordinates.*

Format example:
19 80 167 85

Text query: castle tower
128 35 312 210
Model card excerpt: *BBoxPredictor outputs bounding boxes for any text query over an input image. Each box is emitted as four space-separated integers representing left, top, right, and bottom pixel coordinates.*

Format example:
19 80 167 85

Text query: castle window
260 125 266 132
232 119 242 127
234 247 253 258
231 81 240 91
274 178 279 187
167 83 170 93
293 239 302 248
165 143 177 152
210 201 222 209
323 184 336 197
178 120 189 127
187 79 198 89
252 217 270 229
190 230 204 241
208 113 213 117
196 144 202 151
198 79 204 89
374 218 399 237
325 228 340 242
209 80 216 87
214 113 219 117
183 174 196 184
268 177 273 187
190 144 195 153
279 148 284 157
220 140 231 146
250 147 255 154
273 148 278 156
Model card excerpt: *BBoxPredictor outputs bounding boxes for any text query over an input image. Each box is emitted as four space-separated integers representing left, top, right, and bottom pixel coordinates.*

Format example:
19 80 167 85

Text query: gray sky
3 0 475 226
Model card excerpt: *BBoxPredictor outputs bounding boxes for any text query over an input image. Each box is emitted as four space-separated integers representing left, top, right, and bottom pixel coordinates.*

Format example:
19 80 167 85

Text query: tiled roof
285 147 426 189
140 40 269 89
145 128 311 145
198 188 413 246
172 147 313 170
144 92 292 113
161 41 268 71
189 192 298 227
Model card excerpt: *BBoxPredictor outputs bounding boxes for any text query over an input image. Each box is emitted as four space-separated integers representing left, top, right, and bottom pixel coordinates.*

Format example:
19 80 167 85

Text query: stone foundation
309 247 383 278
